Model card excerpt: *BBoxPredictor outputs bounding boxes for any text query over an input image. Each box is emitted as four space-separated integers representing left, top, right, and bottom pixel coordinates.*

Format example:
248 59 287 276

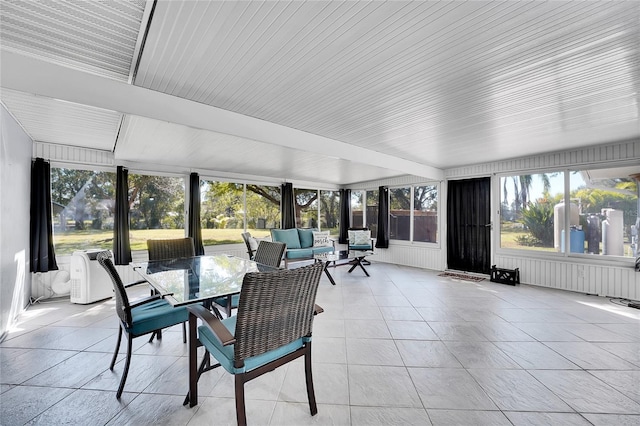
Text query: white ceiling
1 0 639 186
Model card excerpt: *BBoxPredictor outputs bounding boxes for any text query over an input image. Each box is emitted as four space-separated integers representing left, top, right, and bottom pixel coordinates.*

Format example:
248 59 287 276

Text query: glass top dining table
134 254 278 306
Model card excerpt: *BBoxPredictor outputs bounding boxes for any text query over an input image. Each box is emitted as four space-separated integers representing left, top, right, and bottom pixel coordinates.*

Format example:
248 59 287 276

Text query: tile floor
1 262 639 425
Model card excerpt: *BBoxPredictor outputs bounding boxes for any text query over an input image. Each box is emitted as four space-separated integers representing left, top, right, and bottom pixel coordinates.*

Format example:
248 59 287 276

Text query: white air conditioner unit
70 249 113 304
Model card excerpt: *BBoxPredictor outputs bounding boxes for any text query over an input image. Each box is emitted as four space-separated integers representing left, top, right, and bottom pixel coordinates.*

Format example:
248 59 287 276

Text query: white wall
0 105 32 340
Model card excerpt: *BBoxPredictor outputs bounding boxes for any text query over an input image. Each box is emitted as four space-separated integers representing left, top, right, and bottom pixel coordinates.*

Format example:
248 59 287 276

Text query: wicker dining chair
212 240 286 318
147 237 195 342
97 251 189 399
185 262 324 425
241 232 257 260
147 237 195 261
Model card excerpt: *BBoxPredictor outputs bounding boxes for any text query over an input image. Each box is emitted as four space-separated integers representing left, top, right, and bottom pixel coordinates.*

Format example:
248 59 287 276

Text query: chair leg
110 325 123 370
304 343 318 416
116 334 133 399
235 375 247 426
182 322 187 344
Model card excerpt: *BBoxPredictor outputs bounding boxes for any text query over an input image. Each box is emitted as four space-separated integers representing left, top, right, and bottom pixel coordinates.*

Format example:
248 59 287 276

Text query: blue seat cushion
297 228 314 248
285 248 313 259
350 244 373 250
128 299 188 336
271 229 301 249
198 316 306 374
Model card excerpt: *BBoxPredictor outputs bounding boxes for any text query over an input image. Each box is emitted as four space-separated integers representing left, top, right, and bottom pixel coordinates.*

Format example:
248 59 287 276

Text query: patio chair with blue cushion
97 251 189 399
212 240 286 317
348 227 374 264
185 262 324 425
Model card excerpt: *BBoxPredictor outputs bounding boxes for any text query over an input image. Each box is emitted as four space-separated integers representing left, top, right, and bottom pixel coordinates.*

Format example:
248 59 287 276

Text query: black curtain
338 189 351 244
188 172 205 255
281 182 296 229
375 186 389 248
30 158 58 272
113 166 132 265
447 178 491 274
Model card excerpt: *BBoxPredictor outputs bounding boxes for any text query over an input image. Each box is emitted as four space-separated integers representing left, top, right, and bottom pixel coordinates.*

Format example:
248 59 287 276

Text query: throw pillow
353 230 371 246
313 231 332 247
297 228 314 248
348 230 356 245
248 236 259 251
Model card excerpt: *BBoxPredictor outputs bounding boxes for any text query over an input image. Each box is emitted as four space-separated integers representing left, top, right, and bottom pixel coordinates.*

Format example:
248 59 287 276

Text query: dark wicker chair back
147 237 195 261
241 232 255 259
96 251 132 328
252 240 285 268
233 261 323 362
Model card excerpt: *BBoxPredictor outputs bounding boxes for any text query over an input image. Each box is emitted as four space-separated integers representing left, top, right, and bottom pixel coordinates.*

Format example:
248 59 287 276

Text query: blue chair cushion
297 228 314 248
285 248 313 259
198 316 306 374
271 229 301 249
128 299 188 336
350 244 373 250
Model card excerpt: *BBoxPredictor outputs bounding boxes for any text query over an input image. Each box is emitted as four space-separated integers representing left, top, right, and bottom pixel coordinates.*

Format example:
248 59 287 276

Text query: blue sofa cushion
297 228 314 248
271 229 301 249
198 315 306 374
286 248 314 259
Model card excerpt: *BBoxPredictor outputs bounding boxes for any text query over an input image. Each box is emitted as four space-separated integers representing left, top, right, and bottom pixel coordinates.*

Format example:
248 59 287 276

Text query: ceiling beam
1 51 443 180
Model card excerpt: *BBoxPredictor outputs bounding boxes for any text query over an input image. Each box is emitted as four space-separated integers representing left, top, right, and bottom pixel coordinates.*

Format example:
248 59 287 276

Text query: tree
128 174 184 229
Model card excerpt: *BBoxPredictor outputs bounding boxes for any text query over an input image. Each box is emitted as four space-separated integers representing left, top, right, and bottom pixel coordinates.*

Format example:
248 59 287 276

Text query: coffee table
314 250 374 285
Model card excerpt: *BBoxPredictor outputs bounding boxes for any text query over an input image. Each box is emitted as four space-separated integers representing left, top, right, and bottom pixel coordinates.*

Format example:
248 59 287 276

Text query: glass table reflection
135 254 278 306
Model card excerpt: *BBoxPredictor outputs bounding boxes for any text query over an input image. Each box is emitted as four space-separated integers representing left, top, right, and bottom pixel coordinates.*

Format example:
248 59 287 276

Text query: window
414 185 438 243
200 180 244 245
366 189 379 236
389 187 411 240
500 169 638 258
500 172 564 252
128 173 185 250
569 168 637 258
320 190 339 236
50 167 116 255
351 191 364 227
245 184 280 239
294 188 318 228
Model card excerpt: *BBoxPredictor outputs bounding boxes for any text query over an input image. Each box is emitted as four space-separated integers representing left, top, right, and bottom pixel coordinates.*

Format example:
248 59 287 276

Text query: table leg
348 257 370 276
323 261 336 285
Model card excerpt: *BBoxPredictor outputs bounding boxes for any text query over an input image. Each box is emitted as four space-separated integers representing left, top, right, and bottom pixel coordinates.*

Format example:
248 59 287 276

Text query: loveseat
270 228 335 267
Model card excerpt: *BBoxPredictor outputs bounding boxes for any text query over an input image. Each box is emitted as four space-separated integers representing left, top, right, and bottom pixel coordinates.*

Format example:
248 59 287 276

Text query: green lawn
53 228 270 255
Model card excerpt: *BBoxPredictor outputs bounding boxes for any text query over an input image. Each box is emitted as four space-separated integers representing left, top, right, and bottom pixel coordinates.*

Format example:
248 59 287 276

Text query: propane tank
602 208 623 256
586 214 601 254
554 201 579 252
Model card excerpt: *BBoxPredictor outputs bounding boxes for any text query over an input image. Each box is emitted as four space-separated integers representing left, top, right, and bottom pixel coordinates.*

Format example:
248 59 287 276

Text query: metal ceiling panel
1 89 122 150
116 115 401 185
137 1 639 169
0 0 146 80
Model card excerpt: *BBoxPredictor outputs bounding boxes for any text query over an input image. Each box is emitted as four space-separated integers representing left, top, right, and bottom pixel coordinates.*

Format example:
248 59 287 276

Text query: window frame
495 164 638 266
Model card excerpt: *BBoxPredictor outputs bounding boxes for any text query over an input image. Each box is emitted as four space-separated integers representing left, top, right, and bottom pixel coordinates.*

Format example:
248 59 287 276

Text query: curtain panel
188 172 205 255
30 158 58 272
281 182 296 229
113 166 132 265
375 186 389 248
338 189 351 244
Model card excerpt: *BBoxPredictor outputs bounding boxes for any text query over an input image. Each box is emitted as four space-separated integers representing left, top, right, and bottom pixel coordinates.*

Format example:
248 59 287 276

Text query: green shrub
521 201 554 247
